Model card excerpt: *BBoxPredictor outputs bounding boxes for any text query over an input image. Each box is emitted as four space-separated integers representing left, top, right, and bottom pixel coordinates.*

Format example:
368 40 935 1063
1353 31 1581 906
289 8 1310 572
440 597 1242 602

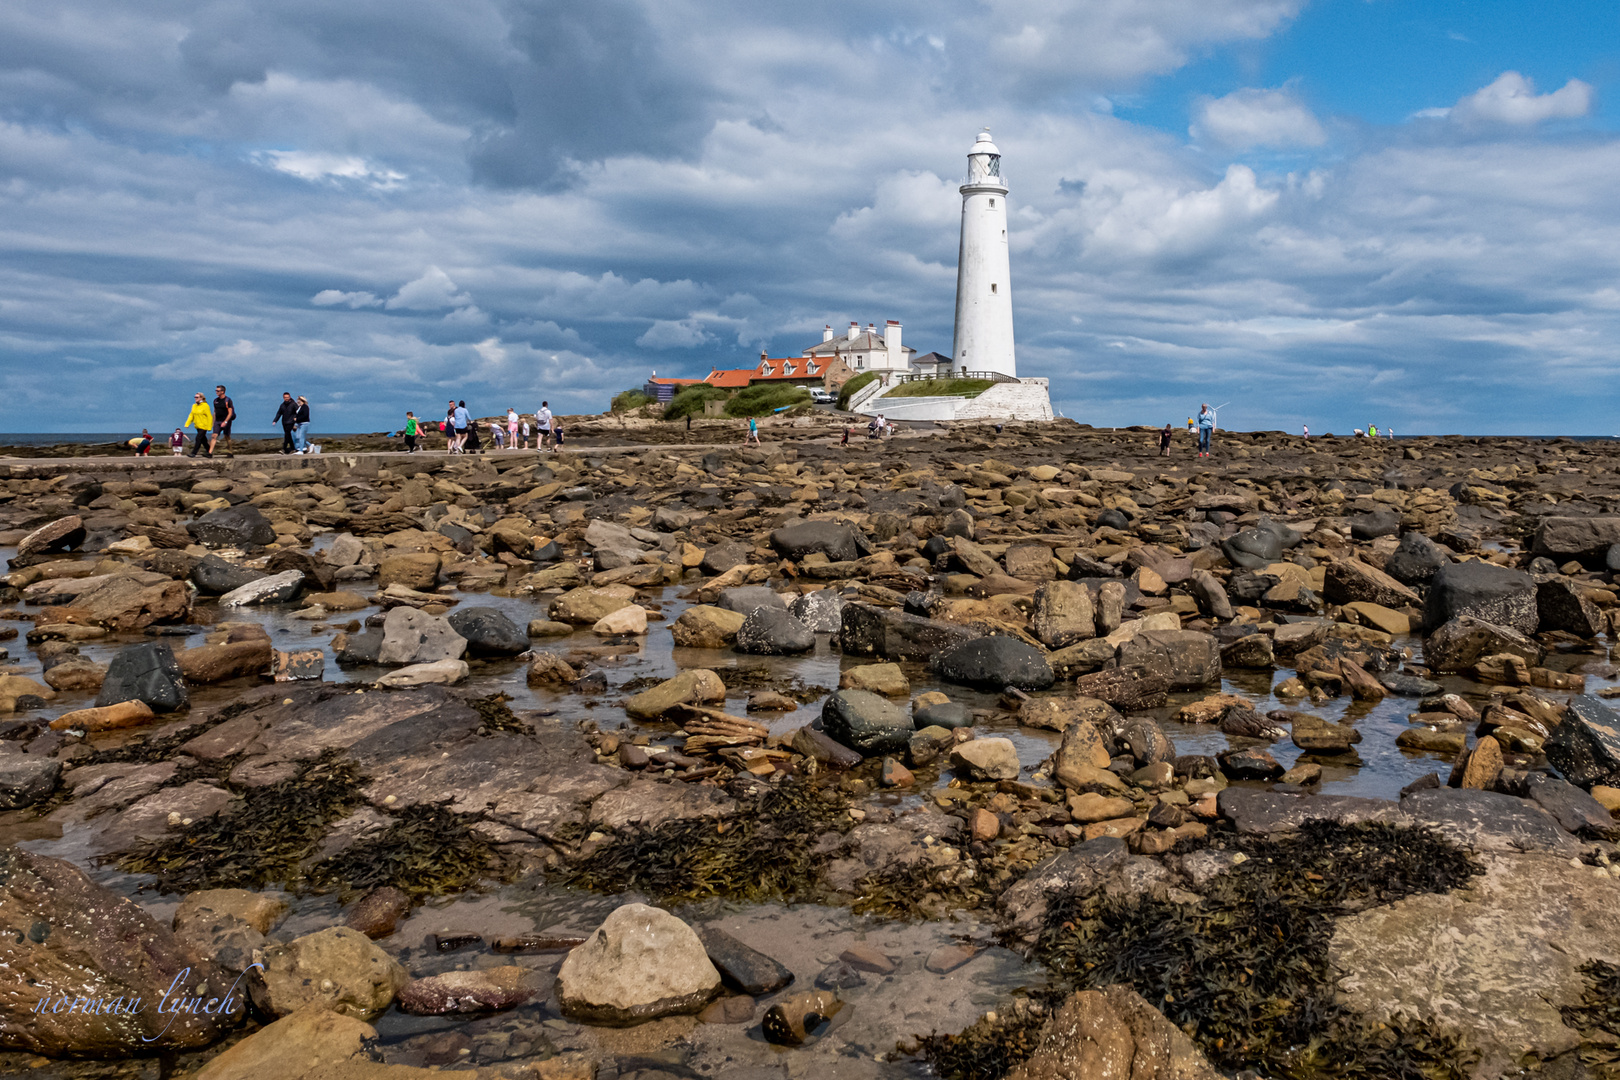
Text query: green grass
836 371 878 409
881 377 994 399
662 384 730 421
723 383 812 417
610 389 653 413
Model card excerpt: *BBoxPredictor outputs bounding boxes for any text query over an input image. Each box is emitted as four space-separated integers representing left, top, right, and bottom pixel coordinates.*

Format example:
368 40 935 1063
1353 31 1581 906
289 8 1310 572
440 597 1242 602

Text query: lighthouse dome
970 130 1000 156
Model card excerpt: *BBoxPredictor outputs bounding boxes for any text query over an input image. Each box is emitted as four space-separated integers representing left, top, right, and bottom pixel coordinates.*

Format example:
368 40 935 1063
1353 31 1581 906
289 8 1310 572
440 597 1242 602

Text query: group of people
151 385 294 458
1163 404 1218 457
403 401 562 454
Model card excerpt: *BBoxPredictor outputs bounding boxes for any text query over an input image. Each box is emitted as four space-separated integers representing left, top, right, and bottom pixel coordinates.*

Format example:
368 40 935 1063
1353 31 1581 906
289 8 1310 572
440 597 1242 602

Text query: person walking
453 400 471 452
169 428 185 455
1196 403 1215 458
184 392 213 457
551 418 564 450
1302 424 1310 439
1158 423 1172 457
293 395 311 453
403 412 419 453
208 385 235 455
272 392 298 454
536 401 553 450
745 415 760 445
506 408 519 449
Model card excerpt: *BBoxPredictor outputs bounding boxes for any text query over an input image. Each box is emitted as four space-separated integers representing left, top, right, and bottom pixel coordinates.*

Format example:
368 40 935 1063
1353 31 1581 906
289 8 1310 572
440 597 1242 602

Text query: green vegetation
836 371 878 408
661 383 729 421
610 389 653 412
723 383 811 417
882 377 994 399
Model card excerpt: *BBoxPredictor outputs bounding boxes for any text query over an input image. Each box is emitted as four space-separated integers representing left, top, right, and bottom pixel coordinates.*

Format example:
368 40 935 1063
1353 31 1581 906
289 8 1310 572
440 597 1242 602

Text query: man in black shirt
272 392 297 454
208 385 236 455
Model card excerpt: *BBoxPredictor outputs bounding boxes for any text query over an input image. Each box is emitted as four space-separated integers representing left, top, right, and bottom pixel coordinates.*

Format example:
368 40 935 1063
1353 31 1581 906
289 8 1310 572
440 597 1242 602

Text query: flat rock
397 967 533 1014
1217 788 1405 834
378 606 467 666
556 903 721 1025
1399 787 1580 855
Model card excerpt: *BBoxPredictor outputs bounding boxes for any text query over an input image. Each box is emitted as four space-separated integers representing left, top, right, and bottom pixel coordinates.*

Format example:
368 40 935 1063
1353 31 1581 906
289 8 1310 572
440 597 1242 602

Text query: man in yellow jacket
184 392 214 458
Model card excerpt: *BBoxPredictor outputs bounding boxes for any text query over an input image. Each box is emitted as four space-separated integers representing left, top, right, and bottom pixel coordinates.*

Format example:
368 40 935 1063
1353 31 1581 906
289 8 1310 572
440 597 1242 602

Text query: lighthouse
951 130 1016 379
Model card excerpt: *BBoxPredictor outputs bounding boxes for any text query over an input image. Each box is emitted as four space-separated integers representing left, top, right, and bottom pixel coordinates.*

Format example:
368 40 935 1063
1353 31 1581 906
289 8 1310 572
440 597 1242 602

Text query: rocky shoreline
0 421 1618 1080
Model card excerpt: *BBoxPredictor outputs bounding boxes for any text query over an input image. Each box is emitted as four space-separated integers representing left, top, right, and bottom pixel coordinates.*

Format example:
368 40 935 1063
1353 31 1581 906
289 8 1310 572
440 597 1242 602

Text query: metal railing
887 370 1019 385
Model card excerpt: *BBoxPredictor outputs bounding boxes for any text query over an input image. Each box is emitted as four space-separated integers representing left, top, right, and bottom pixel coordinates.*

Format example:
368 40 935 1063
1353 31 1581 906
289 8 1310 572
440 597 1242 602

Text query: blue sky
0 0 1616 434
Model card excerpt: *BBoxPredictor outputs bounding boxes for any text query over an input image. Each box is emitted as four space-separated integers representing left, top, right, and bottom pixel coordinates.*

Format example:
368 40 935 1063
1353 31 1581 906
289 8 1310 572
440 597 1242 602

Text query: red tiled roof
750 357 823 381
648 377 703 386
704 368 755 388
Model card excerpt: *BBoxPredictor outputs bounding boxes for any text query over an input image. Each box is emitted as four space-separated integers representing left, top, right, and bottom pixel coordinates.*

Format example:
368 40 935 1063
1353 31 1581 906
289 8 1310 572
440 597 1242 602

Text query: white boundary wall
854 377 1052 422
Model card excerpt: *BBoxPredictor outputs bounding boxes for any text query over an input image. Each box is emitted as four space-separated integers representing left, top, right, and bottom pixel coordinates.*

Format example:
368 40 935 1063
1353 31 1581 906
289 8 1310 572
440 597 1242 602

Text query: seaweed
1561 961 1620 1075
564 779 847 905
1024 821 1483 1080
467 692 529 736
81 697 263 767
916 1003 1050 1080
118 751 366 893
308 802 500 899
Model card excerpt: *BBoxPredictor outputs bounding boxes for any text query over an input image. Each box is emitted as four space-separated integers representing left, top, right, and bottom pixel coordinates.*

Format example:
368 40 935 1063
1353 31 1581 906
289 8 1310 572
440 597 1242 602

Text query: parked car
809 388 835 404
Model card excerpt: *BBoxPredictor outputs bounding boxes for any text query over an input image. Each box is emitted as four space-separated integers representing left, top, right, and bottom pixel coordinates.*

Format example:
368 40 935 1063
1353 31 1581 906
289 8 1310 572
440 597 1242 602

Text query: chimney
760 350 767 363
884 320 901 367
823 324 834 343
848 321 859 342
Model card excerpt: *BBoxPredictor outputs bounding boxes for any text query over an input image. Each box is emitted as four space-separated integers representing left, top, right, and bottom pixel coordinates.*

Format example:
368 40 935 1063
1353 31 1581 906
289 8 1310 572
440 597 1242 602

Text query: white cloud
636 318 713 348
311 289 382 308
473 337 507 363
1192 86 1326 149
386 267 473 311
1081 164 1280 259
258 150 406 187
1451 71 1593 126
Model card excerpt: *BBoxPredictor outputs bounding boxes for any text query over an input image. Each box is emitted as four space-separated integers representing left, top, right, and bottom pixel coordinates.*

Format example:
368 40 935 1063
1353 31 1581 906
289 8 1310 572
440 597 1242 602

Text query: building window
989 198 996 208
991 283 998 294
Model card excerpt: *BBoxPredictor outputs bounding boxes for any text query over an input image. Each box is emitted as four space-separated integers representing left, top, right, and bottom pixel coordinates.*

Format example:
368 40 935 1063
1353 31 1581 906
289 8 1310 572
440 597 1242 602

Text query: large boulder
190 554 267 596
820 689 912 755
1115 630 1221 690
789 589 846 632
1532 516 1620 564
1004 984 1221 1080
219 570 304 608
839 603 982 660
187 505 276 547
670 605 747 648
550 585 637 626
699 540 751 576
931 636 1054 691
1536 579 1604 638
1422 560 1537 635
734 607 815 655
585 520 648 571
1547 696 1620 789
625 669 726 719
447 606 529 656
716 585 786 615
0 755 61 809
770 520 867 563
1423 616 1543 674
376 552 440 589
249 926 406 1020
1031 581 1095 648
950 737 1021 781
556 903 721 1025
1221 525 1285 570
0 848 238 1054
16 515 86 560
184 1004 375 1080
95 641 189 713
377 606 467 666
178 636 274 683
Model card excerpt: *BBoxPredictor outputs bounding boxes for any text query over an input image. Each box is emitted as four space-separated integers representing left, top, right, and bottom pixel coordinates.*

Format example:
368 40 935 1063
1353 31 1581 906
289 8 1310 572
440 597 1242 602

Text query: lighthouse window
991 283 998 293
988 198 996 208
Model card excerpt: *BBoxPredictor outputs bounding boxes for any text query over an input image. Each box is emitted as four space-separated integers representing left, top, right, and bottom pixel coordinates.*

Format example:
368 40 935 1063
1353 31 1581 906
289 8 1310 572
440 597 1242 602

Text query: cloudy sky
1 0 1616 435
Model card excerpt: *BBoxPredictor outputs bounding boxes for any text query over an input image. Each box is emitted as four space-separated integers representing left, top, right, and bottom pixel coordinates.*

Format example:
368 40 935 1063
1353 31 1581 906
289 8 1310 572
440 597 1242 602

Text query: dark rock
1424 616 1544 674
265 550 336 592
335 630 385 666
838 604 982 661
789 589 845 633
699 541 752 576
1422 560 1538 635
1350 510 1401 540
1095 508 1130 531
1400 787 1579 855
1188 570 1233 620
930 636 1054 691
820 690 912 756
1220 633 1275 669
1532 516 1620 564
1074 667 1169 710
1115 630 1221 690
94 641 188 713
446 607 529 657
1217 788 1403 834
1218 748 1283 780
1219 706 1285 740
770 520 868 563
1536 579 1605 638
1323 558 1419 609
1546 696 1620 789
792 726 863 768
1118 716 1175 765
697 928 794 995
813 961 865 990
345 886 412 939
1221 526 1283 570
997 837 1133 936
0 755 61 809
1522 773 1617 838
186 504 277 547
189 555 267 596
717 586 787 615
1385 532 1447 585
735 608 815 655
913 702 974 730
1399 772 1442 797
1380 672 1443 697
398 967 533 1014
532 540 561 563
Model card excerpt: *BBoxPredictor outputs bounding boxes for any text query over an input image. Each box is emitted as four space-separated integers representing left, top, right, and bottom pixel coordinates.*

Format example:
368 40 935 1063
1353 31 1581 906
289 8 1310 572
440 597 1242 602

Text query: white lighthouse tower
951 130 1016 379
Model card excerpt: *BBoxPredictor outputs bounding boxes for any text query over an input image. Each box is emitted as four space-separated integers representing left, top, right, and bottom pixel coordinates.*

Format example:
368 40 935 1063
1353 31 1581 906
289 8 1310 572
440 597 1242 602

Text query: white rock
377 606 466 665
374 660 468 687
556 903 721 1025
592 605 649 636
219 570 305 608
950 737 1022 781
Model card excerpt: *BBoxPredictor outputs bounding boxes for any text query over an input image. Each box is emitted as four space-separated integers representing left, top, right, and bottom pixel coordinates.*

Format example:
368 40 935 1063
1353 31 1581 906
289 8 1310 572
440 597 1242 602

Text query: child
490 420 506 449
169 428 185 455
520 417 531 449
551 420 564 452
1158 423 1172 457
404 412 419 453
